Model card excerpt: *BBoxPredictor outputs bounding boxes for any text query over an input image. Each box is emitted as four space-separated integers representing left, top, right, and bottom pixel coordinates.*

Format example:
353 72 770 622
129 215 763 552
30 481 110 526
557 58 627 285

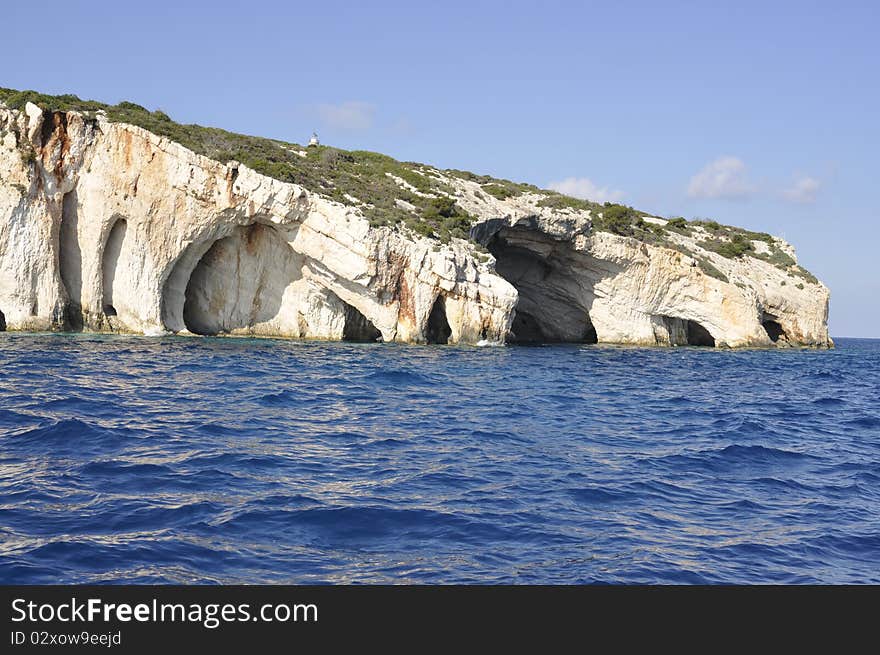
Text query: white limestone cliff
0 103 514 344
0 101 831 348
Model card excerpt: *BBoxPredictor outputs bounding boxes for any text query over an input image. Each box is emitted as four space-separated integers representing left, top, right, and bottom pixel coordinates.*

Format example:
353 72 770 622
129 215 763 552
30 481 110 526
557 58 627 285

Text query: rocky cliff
0 92 831 348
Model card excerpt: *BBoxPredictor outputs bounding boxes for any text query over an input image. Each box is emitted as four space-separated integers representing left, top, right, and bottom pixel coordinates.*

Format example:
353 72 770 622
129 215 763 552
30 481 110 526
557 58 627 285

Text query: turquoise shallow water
1 334 879 583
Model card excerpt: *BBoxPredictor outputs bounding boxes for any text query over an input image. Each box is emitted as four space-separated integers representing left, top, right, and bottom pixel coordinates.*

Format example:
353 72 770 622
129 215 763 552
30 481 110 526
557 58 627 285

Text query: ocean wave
0 408 33 429
1 334 879 583
844 416 880 429
2 418 130 455
715 443 815 462
255 390 302 406
567 487 633 504
812 396 846 406
361 370 432 386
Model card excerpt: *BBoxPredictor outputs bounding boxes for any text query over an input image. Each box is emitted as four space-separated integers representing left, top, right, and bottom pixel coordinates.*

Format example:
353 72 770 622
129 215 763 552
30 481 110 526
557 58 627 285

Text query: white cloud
782 175 821 204
389 116 416 137
316 101 376 130
546 177 624 204
687 156 757 199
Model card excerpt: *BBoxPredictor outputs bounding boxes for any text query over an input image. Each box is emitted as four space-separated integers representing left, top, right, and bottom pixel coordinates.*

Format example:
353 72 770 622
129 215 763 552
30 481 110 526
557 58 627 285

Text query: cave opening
510 309 597 344
101 218 127 317
182 239 223 335
656 316 716 347
179 224 294 336
342 303 381 342
487 230 597 344
686 320 716 347
182 235 237 336
59 190 83 330
762 318 787 344
0 309 6 331
584 323 599 344
510 310 545 344
426 295 452 344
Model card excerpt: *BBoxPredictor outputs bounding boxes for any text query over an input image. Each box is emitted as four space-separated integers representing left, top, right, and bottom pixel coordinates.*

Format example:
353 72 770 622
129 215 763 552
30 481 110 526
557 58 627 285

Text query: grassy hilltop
0 87 816 283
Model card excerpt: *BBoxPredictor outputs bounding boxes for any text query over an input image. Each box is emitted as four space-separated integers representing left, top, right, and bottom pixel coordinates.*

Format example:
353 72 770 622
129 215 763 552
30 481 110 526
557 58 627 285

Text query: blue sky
2 1 877 336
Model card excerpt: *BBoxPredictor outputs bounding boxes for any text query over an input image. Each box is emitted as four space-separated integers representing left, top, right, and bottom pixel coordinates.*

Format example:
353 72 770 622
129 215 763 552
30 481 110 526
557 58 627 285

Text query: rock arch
0 309 6 331
161 221 274 333
161 240 218 333
686 320 715 347
485 228 597 344
426 295 452 344
101 218 127 316
342 302 381 342
509 309 597 344
59 190 83 330
762 315 788 345
655 315 715 347
181 223 297 335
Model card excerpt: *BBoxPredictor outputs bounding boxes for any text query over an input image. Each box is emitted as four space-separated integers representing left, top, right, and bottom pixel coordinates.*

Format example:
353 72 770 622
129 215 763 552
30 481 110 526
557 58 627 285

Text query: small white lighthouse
308 132 320 147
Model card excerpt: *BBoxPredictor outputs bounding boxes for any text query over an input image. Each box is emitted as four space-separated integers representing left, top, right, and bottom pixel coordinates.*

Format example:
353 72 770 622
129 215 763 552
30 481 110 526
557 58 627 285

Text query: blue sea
1 334 879 584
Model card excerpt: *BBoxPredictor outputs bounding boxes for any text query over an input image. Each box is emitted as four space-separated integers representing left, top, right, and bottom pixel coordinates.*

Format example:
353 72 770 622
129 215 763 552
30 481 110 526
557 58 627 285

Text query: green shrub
697 258 729 283
409 219 435 238
21 147 37 166
445 169 538 196
115 101 148 113
482 183 515 200
444 169 491 183
416 197 474 241
741 229 774 243
424 196 457 219
695 219 724 232
753 248 796 268
536 192 601 214
704 232 753 259
594 203 640 236
0 88 106 113
794 268 818 284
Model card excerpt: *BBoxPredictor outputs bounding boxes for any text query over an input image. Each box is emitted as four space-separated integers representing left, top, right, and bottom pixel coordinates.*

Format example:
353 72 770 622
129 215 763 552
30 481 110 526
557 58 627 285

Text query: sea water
1 334 878 583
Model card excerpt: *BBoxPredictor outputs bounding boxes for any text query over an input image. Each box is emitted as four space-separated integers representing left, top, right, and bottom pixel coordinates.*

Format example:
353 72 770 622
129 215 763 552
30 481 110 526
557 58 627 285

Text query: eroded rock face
468 216 831 348
0 101 831 347
0 103 515 344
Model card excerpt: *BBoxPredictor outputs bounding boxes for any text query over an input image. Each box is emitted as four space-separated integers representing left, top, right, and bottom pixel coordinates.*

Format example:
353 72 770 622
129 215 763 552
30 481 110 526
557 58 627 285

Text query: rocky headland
0 89 831 347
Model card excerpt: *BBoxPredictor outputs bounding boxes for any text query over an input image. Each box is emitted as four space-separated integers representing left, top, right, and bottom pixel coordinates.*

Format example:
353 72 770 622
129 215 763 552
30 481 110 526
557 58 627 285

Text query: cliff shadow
101 218 127 316
426 295 452 344
181 223 297 335
686 320 715 347
59 190 83 330
485 228 597 344
761 314 789 345
342 301 382 342
655 315 715 347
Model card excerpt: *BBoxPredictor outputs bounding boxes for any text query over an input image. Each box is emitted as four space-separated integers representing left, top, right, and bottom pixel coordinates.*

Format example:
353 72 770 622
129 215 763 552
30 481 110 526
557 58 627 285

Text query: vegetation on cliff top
0 87 474 242
0 87 817 281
